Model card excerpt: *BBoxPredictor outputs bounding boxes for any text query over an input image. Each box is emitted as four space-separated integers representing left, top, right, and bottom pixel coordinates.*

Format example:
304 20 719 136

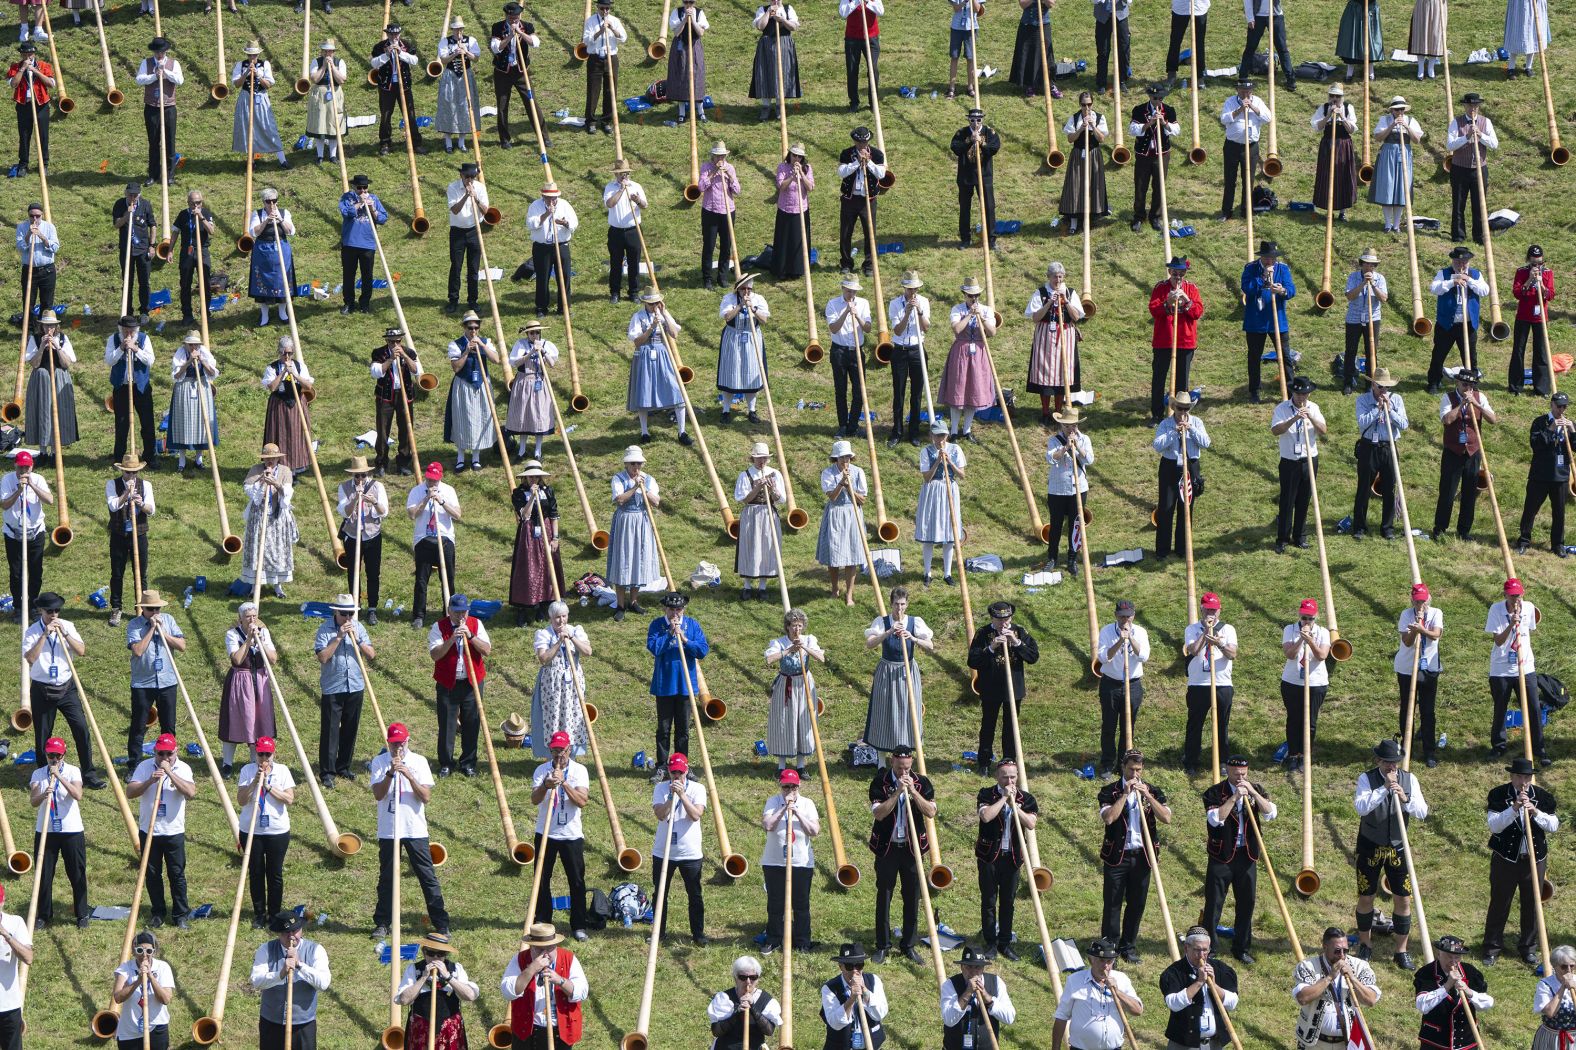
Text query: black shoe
747 411 761 424
411 616 424 630
1296 538 1311 549
584 124 595 135
372 925 390 939
903 947 924 964
1426 383 1440 395
438 766 452 778
1249 391 1262 404
981 946 998 960
1382 527 1396 540
630 601 645 615
610 293 621 304
871 948 888 964
719 411 731 424
1351 529 1366 540
1355 942 1372 961
1516 539 1530 554
678 432 694 447
1395 951 1416 971
1150 218 1164 231
367 610 379 626
1481 951 1499 965
1541 753 1555 768
443 302 458 315
693 935 709 947
639 432 654 444
460 766 478 777
454 461 468 474
176 916 191 929
1233 950 1255 965
1284 80 1298 92
975 760 991 776
1130 221 1143 232
149 915 165 929
84 773 108 790
998 945 1020 962
1120 947 1140 963
887 435 900 449
321 774 335 789
909 435 922 446
1275 541 1286 554
500 140 514 150
1290 756 1304 773
77 916 91 929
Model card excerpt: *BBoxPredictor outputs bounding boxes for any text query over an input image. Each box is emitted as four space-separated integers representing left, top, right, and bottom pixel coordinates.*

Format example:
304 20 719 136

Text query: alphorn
279 283 350 567
527 311 607 549
15 772 58 1018
632 228 695 384
390 43 429 233
857 3 897 184
844 296 897 544
645 499 747 877
210 0 228 100
787 626 857 887
3 231 36 422
1394 796 1436 970
60 646 140 850
10 516 29 732
1465 121 1509 341
771 33 820 364
998 638 1052 885
1357 0 1373 183
647 0 672 59
152 74 172 262
191 761 264 1044
0 768 25 874
92 0 122 106
189 228 243 554
854 161 895 365
162 624 241 841
932 365 977 636
346 498 393 740
15 61 47 222
380 768 404 1050
32 336 69 548
1295 659 1319 898
36 5 70 113
504 754 562 1050
295 0 312 94
426 0 454 77
681 17 700 202
1437 3 1457 174
780 806 797 1050
459 187 520 488
902 792 955 995
1185 6 1204 164
618 779 679 1050
1078 107 1097 314
1109 64 1130 166
1240 99 1256 285
1262 268 1292 404
573 0 594 61
1399 135 1431 335
455 43 499 226
1243 801 1305 957
507 26 554 184
1030 0 1063 168
1055 328 1100 658
1149 103 1175 264
1301 405 1352 661
1007 803 1063 998
595 18 625 158
89 780 164 1039
236 73 258 255
1263 56 1282 176
544 230 585 412
1531 10 1568 164
1313 111 1339 311
768 11 792 157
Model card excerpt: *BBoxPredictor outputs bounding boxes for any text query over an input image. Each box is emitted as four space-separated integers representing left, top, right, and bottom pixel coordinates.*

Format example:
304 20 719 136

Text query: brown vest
1442 391 1483 457
1450 116 1487 169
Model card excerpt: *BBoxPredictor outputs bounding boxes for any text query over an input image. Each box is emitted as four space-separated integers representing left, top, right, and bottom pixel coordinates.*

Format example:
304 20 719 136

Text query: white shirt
1164 965 1236 1039
1293 955 1380 1045
840 0 884 15
1429 268 1491 298
247 208 296 240
1395 606 1443 674
1220 94 1272 143
821 972 889 1030
652 777 708 860
262 359 314 392
1184 620 1236 687
1026 282 1085 324
1417 983 1493 1014
820 464 868 502
1485 599 1536 676
134 57 185 87
398 959 479 1001
244 466 293 514
225 623 276 661
940 972 1016 1026
1487 800 1559 849
0 913 29 1011
1311 102 1358 135
131 758 194 836
627 306 681 351
761 794 818 868
1173 0 1209 12
239 762 295 836
169 342 216 381
1098 621 1150 680
1054 968 1139 1050
249 939 331 992
734 466 784 507
1446 115 1499 154
721 291 770 337
437 35 481 65
1271 400 1326 460
1045 431 1094 496
23 617 80 685
445 179 489 230
527 197 578 245
0 471 49 539
104 330 155 370
24 333 76 368
1374 113 1424 145
31 762 82 834
825 294 872 346
510 338 560 376
113 958 175 1037
864 614 934 648
408 481 460 543
754 5 801 32
603 179 646 229
1282 623 1331 687
500 950 589 1025
231 58 275 87
1062 111 1109 141
1243 0 1283 17
1354 770 1429 821
370 750 435 840
428 617 492 683
669 7 710 32
532 759 590 840
581 12 627 56
491 19 540 63
888 293 932 346
337 479 390 539
835 154 887 196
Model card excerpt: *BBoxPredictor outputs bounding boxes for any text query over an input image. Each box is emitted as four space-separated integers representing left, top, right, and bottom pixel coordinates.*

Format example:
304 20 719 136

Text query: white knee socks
222 742 237 765
959 407 977 434
922 541 935 575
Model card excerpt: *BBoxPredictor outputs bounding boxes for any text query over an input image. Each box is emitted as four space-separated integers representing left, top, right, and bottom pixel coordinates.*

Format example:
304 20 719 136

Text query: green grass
8 0 1576 1046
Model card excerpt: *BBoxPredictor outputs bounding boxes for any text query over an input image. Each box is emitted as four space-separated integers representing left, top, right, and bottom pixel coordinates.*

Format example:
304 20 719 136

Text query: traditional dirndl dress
400 973 470 1050
864 615 929 751
435 39 482 135
247 212 295 304
766 635 819 759
940 306 996 410
220 627 277 744
1008 3 1052 92
667 14 706 101
734 467 783 579
506 339 557 436
626 310 684 412
1368 123 1414 206
261 366 312 472
1059 119 1110 219
1025 288 1081 395
914 442 964 543
239 471 298 585
531 624 590 759
1336 0 1385 63
1533 977 1576 1050
230 63 285 154
717 293 767 394
167 351 216 451
1505 0 1550 56
748 10 801 100
22 339 77 449
305 58 348 140
443 339 498 450
1312 109 1359 212
606 471 660 586
1407 0 1446 57
815 465 866 569
509 484 564 607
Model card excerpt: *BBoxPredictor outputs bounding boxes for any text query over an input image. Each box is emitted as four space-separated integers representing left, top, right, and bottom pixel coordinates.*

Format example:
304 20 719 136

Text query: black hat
1435 935 1468 954
149 37 170 51
459 161 480 177
891 744 915 758
1373 739 1403 763
1528 244 1545 258
1461 92 1484 105
35 592 63 612
25 201 43 214
1146 82 1166 97
1115 598 1135 615
384 327 405 340
960 945 991 967
660 592 689 609
385 23 403 34
850 126 872 142
118 314 143 328
1455 367 1483 384
1088 937 1119 959
1226 755 1250 767
1449 246 1475 261
1257 240 1282 257
1554 393 1570 407
350 173 371 188
1506 756 1536 775
1290 376 1317 395
133 931 159 948
269 911 306 934
18 41 35 54
1236 78 1255 89
987 600 1014 619
834 943 869 966
966 108 984 120
503 1 523 10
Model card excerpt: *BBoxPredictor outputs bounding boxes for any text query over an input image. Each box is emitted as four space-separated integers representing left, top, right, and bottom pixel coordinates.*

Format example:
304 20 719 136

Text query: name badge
49 815 61 834
152 658 163 673
258 813 270 830
534 379 543 392
1459 430 1468 446
157 801 167 819
124 519 134 533
1292 443 1304 457
963 1034 975 1050
48 664 57 681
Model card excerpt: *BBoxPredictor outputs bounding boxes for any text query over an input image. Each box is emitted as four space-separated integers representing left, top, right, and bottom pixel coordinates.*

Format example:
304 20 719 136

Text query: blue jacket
1240 261 1296 333
647 614 709 697
339 191 389 251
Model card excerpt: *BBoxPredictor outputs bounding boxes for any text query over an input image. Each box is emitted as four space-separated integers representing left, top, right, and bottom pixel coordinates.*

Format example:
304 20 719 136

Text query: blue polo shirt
126 613 183 690
314 619 370 694
1241 261 1296 333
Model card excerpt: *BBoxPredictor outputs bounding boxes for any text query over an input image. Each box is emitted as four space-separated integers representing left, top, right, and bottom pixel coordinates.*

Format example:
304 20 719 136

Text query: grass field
7 0 1576 1046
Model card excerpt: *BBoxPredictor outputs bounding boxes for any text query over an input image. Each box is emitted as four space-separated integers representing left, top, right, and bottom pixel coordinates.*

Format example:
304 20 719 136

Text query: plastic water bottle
796 399 806 410
1437 732 1448 750
182 586 194 609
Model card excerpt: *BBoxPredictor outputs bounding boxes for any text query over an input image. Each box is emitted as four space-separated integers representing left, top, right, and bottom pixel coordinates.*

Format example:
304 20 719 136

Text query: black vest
866 771 931 857
973 787 1035 863
1202 781 1267 863
1097 779 1166 867
821 974 885 1050
1414 961 1486 1049
942 974 1000 1050
110 477 149 537
1356 767 1417 849
1159 956 1237 1048
372 344 418 404
710 988 778 1050
836 146 887 198
490 19 536 72
1485 782 1557 863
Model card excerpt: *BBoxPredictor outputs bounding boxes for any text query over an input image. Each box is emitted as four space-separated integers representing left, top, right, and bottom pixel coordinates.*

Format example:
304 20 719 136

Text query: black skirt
748 29 801 100
1009 19 1053 92
1314 133 1360 211
1059 136 1110 218
771 206 809 279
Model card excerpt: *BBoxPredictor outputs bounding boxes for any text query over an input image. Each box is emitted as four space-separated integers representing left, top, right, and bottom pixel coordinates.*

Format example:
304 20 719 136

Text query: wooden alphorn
647 0 672 60
4 234 37 423
89 779 164 1039
191 761 264 1044
15 771 58 1019
92 0 122 106
1185 6 1204 164
1031 0 1063 168
1531 8 1568 164
36 5 70 113
380 764 405 1050
1313 112 1339 311
618 782 679 1050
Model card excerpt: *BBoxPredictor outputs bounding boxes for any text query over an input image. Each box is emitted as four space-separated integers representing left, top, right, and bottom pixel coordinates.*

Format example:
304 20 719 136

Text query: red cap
423 462 444 481
43 737 66 755
154 733 178 753
1200 592 1221 610
1298 599 1319 616
1505 578 1525 596
668 753 689 773
779 769 800 786
388 722 410 743
13 451 32 468
255 736 277 754
1411 583 1431 602
548 731 571 750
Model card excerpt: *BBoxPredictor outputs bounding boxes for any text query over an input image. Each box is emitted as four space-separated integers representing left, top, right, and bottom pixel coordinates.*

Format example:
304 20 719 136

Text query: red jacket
7 62 51 106
1148 279 1204 350
432 616 486 689
844 0 879 39
509 947 583 1044
1511 264 1555 323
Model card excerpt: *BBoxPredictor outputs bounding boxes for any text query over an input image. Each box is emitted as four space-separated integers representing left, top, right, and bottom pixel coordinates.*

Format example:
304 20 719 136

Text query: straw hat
525 923 564 947
499 712 528 740
960 276 983 296
612 157 632 174
839 274 862 292
1052 407 1083 426
320 39 338 51
419 931 455 953
788 142 807 158
118 453 146 472
461 309 482 324
329 593 358 612
260 442 286 460
183 330 203 345
1357 248 1380 264
448 16 465 29
899 270 923 290
135 589 167 609
749 442 770 459
243 40 262 55
1370 367 1398 388
346 456 373 474
710 140 730 156
521 460 551 478
639 287 664 304
1387 95 1409 110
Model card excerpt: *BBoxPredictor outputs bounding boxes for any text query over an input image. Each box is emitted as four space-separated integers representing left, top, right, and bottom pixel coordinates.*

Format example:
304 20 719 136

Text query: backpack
644 80 669 104
1536 673 1569 712
585 888 612 930
609 882 651 927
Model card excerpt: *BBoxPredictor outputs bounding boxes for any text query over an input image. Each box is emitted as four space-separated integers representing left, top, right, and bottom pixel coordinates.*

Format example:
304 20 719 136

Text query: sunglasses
134 947 155 956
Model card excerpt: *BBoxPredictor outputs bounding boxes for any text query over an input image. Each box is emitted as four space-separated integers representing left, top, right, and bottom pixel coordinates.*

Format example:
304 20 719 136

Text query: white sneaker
17 25 28 41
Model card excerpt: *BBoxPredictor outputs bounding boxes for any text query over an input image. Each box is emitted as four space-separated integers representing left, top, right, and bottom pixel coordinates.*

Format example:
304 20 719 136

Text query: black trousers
886 345 924 438
241 830 290 920
1093 15 1130 91
112 384 157 464
109 530 150 612
141 831 188 921
873 847 919 950
1519 475 1569 550
1483 851 1544 954
608 225 641 297
1490 672 1547 756
1433 449 1482 538
33 829 87 923
374 836 450 931
1449 163 1486 244
1150 346 1194 421
1239 13 1294 84
436 681 481 771
117 1030 168 1050
341 246 374 311
377 83 422 148
1280 679 1327 756
1397 669 1440 761
1184 683 1233 771
375 399 413 474
318 689 364 779
128 685 176 764
494 68 545 146
1276 455 1316 545
977 853 1019 949
845 37 878 107
340 527 383 608
1511 318 1553 395
584 55 617 125
447 226 481 308
1166 12 1207 77
142 104 176 181
0 1011 17 1050
700 209 732 283
123 253 152 316
651 853 704 938
958 182 995 248
1427 322 1479 388
763 864 812 948
179 250 212 321
533 834 588 931
532 240 571 314
412 536 455 622
977 688 1021 766
5 531 43 610
829 343 865 433
838 194 874 271
1098 675 1143 769
1343 322 1377 384
1045 493 1080 566
1245 330 1292 400
33 680 95 777
1202 852 1257 953
1221 138 1260 215
16 100 48 167
1132 152 1169 223
1155 457 1198 558
1101 853 1151 952
1353 438 1396 534
259 1017 315 1050
653 694 690 769
20 261 55 312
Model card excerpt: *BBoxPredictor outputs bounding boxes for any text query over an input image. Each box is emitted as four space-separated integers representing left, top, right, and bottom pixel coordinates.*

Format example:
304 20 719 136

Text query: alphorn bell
1185 7 1205 164
681 21 701 203
1464 121 1510 342
236 79 257 255
388 41 429 233
1109 65 1130 166
647 0 671 59
1357 0 1373 184
92 0 122 105
1531 11 1569 164
1400 132 1432 335
188 233 243 555
4 244 37 422
90 779 165 1040
295 0 312 94
426 0 454 78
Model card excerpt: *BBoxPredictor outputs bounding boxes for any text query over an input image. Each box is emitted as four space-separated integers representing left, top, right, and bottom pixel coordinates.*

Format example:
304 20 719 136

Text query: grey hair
276 336 295 354
1553 945 1576 967
547 600 569 619
237 602 258 617
1046 261 1066 277
1183 927 1211 949
732 955 762 978
784 608 808 630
